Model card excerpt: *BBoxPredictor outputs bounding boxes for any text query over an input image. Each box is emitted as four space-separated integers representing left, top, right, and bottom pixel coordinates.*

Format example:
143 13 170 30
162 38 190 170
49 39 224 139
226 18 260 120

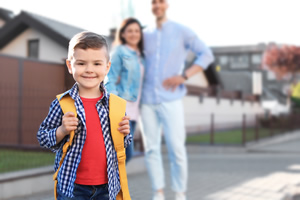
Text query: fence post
255 114 259 141
210 113 214 145
279 113 284 134
17 59 23 146
269 115 273 137
242 114 246 146
290 110 294 132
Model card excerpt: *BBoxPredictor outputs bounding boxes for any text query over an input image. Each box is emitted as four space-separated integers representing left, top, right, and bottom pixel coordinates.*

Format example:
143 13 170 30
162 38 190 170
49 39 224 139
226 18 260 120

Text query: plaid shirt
37 83 132 199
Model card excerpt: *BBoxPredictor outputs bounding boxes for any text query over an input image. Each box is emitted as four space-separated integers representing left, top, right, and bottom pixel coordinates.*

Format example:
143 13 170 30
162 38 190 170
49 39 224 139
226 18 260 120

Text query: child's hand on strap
56 112 78 143
118 116 130 136
61 112 79 135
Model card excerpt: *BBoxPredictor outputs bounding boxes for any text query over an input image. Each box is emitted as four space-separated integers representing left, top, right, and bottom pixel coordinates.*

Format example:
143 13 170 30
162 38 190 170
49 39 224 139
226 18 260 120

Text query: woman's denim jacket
106 45 145 102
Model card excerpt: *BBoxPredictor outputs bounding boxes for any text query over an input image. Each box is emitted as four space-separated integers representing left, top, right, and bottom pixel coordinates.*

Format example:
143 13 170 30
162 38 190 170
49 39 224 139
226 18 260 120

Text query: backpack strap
109 93 131 200
53 93 77 200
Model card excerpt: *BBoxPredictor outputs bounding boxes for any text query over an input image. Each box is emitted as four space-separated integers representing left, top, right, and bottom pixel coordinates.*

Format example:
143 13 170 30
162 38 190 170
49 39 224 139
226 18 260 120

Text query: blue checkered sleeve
37 98 65 152
123 112 132 148
124 133 132 148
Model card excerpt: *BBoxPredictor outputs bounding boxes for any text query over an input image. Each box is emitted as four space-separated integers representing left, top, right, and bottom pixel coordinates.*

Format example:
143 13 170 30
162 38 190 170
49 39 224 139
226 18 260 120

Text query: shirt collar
124 44 141 56
60 82 109 105
157 19 171 30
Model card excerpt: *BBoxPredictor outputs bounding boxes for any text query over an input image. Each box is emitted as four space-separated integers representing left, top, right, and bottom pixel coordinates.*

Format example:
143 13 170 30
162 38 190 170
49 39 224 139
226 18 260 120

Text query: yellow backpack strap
109 93 131 200
53 93 77 200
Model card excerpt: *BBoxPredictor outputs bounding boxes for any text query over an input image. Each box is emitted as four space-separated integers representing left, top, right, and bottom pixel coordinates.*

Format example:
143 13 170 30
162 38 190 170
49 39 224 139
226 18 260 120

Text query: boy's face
66 47 110 94
152 0 168 20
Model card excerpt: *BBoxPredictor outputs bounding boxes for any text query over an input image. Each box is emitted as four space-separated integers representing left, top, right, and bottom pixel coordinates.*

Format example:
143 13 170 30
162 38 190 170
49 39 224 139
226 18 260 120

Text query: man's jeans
141 99 187 193
57 183 109 200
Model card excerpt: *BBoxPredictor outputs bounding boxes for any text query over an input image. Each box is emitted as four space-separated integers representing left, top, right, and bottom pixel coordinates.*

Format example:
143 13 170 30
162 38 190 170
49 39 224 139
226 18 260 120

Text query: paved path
6 132 300 200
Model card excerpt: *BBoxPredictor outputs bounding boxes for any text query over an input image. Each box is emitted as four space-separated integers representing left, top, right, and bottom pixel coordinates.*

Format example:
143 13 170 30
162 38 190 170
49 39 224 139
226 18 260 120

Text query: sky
1 0 300 47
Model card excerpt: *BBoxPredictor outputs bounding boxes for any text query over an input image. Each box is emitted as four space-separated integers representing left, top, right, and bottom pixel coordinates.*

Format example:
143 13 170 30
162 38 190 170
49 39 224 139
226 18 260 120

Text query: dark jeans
126 120 137 163
57 183 109 200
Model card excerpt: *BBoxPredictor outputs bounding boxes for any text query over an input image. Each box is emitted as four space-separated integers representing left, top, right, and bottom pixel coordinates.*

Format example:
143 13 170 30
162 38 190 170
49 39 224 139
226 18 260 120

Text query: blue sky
1 0 300 47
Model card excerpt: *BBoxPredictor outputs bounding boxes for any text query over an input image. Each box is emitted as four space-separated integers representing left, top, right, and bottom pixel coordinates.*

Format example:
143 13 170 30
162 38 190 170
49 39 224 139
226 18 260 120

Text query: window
267 70 276 80
229 54 249 69
27 39 39 59
251 54 262 65
218 55 229 66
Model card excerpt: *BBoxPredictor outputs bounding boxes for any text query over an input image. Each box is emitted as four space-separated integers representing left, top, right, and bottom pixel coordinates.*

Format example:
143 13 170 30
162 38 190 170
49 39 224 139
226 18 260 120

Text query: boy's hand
56 112 78 144
60 112 78 136
118 116 130 136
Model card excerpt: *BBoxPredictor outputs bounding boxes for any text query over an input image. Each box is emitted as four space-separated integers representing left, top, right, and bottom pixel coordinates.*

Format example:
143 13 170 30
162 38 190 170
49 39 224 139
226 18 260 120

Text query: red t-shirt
75 95 108 185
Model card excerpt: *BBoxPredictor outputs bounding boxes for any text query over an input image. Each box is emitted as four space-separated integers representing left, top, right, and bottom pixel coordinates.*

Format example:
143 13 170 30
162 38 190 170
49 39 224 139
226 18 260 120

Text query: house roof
211 44 267 54
0 8 14 21
0 10 85 49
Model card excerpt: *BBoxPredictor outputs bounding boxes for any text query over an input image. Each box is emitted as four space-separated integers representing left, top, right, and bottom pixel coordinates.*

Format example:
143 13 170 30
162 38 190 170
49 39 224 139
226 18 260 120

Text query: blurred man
141 0 214 200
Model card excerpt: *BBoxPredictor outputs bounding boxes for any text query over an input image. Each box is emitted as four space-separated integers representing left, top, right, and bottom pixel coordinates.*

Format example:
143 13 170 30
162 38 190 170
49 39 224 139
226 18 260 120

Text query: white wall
185 70 208 87
183 96 264 134
182 69 264 133
0 28 67 63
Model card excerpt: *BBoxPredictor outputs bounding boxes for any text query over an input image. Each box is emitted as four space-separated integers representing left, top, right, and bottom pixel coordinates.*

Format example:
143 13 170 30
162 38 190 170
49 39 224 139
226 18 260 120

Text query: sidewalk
5 131 300 200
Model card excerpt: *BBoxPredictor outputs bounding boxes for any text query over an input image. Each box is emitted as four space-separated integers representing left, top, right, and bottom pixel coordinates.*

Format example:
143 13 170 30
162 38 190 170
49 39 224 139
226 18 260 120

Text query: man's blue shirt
142 20 214 104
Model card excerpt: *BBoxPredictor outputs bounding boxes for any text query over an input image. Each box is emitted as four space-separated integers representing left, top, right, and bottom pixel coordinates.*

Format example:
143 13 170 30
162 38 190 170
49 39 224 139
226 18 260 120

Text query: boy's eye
78 63 84 65
95 63 101 66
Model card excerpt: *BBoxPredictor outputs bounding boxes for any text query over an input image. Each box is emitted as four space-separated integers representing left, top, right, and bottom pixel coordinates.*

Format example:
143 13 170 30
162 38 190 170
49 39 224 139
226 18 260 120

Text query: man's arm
163 64 203 91
163 25 214 91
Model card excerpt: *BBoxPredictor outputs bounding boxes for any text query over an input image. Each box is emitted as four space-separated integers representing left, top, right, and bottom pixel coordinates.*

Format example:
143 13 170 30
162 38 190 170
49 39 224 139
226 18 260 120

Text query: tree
262 44 300 80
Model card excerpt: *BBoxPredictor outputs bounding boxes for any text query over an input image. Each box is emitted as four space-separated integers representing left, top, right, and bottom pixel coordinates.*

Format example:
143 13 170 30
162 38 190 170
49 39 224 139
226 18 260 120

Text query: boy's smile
66 48 111 97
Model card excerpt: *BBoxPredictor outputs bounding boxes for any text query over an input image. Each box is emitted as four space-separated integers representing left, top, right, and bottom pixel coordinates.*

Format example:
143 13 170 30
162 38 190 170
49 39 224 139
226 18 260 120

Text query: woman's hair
263 44 300 73
68 31 110 60
115 18 144 57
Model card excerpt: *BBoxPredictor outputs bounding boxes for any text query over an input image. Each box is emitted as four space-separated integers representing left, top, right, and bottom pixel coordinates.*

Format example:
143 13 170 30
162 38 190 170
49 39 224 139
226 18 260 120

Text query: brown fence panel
0 55 66 147
21 60 66 146
0 56 19 145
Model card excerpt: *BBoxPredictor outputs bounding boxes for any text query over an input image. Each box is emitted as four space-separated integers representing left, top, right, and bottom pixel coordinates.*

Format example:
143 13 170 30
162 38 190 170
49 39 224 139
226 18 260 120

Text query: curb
0 156 146 200
246 130 300 153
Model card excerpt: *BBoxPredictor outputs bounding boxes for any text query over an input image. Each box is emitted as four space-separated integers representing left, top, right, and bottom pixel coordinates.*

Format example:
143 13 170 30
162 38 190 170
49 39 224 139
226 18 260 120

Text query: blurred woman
106 18 145 163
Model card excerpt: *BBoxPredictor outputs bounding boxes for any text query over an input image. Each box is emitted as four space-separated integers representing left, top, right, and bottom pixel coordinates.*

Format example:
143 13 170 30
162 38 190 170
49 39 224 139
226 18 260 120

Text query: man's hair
68 31 110 61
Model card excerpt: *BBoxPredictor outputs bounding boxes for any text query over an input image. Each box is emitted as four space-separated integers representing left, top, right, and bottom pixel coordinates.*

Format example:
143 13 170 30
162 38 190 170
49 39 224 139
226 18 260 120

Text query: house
0 10 85 63
211 44 291 115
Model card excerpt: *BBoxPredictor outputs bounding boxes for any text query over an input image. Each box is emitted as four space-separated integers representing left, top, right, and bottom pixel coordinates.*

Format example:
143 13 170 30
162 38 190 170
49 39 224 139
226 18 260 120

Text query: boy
37 31 131 200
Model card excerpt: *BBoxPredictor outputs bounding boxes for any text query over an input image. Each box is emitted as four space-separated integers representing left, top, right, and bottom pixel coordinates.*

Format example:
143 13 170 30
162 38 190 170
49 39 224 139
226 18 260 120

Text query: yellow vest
291 82 300 99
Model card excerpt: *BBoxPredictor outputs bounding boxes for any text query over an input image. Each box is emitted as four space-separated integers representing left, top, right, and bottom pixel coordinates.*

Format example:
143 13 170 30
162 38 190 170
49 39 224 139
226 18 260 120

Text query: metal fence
185 111 300 146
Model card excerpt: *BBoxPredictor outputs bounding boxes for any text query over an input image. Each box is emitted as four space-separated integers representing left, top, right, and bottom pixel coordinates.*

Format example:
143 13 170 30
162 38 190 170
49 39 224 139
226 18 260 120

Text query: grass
186 127 284 145
0 126 289 173
0 149 55 174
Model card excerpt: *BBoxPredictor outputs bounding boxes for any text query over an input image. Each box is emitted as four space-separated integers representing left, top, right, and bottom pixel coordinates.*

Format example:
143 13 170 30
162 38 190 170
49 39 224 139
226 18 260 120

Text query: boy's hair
68 31 110 61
